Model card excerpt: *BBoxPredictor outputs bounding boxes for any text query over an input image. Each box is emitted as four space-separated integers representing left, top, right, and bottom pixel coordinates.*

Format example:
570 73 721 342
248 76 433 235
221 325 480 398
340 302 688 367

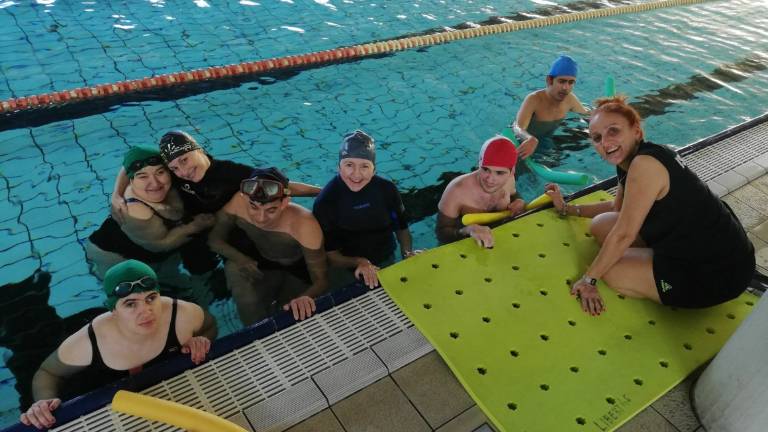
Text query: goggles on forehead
128 156 164 175
240 178 289 203
113 276 157 299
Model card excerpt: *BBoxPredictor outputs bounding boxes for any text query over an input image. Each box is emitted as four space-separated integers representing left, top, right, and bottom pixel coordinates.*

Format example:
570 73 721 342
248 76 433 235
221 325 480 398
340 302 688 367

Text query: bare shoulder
288 204 323 248
439 173 474 214
628 154 667 176
57 321 97 366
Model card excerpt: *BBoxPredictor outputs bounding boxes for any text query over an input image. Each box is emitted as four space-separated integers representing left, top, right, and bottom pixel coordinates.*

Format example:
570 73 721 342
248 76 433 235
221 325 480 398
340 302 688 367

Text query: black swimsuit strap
125 197 184 226
87 322 107 370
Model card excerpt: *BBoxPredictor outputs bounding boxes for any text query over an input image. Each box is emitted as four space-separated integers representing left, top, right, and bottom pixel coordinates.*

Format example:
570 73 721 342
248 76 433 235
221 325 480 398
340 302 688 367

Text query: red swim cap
479 136 518 170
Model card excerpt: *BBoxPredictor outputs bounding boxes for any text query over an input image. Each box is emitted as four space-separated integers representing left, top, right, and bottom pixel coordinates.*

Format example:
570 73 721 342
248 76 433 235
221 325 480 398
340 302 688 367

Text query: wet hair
591 95 644 140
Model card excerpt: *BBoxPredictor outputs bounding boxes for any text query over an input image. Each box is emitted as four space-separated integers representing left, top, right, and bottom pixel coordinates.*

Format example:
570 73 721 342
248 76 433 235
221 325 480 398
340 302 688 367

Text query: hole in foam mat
507 402 518 411
568 320 576 326
562 242 570 247
512 233 520 238
455 289 464 295
459 253 467 259
477 367 487 375
576 417 587 425
423 303 431 310
565 279 572 285
450 332 459 339
539 289 548 296
648 319 656 326
597 349 607 356
512 302 521 309
726 313 736 319
705 327 715 334
659 360 669 368
536 222 544 227
624 334 632 341
683 343 693 351
746 300 754 306
540 384 550 391
569 366 579 373
538 253 547 258
606 397 616 405
539 334 549 342
512 265 520 271
633 378 643 386
584 232 593 238
510 350 519 357
431 263 440 269
617 294 625 300
482 316 491 323
484 277 492 283
400 276 408 282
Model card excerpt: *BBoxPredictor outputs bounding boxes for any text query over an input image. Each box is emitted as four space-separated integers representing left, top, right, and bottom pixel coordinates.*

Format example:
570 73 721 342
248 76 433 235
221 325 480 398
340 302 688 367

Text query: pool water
2 0 768 427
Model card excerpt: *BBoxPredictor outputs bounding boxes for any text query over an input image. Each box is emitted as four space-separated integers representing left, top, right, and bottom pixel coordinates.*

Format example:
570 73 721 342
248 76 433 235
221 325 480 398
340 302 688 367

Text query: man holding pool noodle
513 54 589 159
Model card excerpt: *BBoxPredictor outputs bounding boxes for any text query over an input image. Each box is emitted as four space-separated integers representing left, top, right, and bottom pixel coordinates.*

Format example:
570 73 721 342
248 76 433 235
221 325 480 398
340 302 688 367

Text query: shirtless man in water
208 167 327 325
436 135 525 248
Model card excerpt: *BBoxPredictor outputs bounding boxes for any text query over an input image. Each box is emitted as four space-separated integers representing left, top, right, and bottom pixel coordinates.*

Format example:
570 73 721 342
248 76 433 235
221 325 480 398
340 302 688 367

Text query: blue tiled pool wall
0 0 584 100
2 0 768 427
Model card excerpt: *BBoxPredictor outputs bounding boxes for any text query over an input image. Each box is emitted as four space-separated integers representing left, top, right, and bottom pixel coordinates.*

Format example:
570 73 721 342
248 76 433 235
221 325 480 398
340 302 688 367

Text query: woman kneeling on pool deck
313 130 418 290
546 96 755 315
86 146 216 305
20 260 217 430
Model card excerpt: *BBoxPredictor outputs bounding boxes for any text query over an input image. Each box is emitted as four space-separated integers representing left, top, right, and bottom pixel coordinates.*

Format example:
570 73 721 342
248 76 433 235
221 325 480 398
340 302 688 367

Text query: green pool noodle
381 191 756 432
605 76 616 97
501 128 590 186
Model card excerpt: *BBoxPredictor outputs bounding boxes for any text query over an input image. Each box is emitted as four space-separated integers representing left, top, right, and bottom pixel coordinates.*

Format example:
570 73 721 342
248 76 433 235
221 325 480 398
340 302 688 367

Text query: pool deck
286 172 768 432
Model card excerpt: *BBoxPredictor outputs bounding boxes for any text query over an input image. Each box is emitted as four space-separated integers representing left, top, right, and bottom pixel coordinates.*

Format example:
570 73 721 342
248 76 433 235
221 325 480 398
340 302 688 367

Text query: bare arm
395 228 414 257
569 93 590 115
121 211 209 253
208 204 253 264
110 167 131 223
289 181 321 197
513 93 540 158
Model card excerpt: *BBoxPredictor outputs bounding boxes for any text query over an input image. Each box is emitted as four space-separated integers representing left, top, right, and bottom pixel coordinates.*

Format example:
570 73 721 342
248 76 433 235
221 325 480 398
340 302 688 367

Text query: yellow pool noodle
112 390 248 432
461 193 552 226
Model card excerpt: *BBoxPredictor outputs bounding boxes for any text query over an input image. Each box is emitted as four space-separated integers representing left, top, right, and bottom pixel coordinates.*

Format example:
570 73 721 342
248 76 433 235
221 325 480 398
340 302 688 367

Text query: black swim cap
339 130 375 163
159 130 202 164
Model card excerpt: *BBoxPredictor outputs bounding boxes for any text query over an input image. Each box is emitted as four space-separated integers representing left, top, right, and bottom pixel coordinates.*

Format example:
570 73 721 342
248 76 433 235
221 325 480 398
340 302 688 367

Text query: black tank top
124 197 187 229
87 298 182 376
617 141 752 262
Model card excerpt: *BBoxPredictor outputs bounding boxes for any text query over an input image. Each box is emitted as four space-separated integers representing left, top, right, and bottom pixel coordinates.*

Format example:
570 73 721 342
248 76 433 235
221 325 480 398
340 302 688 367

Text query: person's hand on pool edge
284 296 316 321
354 258 380 289
181 336 211 365
571 278 605 316
507 198 526 216
462 224 494 248
20 398 61 430
544 183 566 213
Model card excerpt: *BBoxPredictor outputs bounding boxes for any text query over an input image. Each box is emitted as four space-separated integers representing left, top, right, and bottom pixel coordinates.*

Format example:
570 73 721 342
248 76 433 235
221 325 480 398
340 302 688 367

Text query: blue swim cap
548 55 578 78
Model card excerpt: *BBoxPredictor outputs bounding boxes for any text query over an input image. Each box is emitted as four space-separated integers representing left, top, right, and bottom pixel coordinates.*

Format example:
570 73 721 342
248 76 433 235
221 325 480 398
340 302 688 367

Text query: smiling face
167 149 211 183
131 164 172 203
477 165 513 194
589 111 643 167
339 157 375 192
546 75 576 102
115 291 162 335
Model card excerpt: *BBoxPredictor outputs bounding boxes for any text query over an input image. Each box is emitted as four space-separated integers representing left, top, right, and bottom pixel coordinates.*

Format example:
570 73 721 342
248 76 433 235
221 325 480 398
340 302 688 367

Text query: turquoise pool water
2 0 768 427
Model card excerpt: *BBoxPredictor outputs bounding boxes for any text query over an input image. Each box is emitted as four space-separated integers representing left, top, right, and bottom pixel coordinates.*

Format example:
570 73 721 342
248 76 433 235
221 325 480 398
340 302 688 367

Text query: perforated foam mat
380 191 757 432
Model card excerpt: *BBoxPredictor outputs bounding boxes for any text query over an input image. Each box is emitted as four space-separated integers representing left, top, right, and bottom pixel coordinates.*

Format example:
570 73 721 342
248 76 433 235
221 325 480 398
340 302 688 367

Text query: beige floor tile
651 376 701 432
392 351 475 429
285 409 345 432
723 195 764 230
435 405 497 432
750 220 768 244
332 377 430 432
615 407 678 432
730 184 768 217
749 174 768 196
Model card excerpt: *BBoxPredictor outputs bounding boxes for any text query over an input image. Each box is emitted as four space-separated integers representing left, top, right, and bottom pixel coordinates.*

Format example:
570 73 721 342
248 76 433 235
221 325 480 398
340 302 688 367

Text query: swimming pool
2 0 768 427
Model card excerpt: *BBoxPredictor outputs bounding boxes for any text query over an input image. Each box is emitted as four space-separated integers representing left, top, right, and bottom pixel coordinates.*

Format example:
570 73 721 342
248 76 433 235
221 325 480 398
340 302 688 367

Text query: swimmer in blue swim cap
512 54 589 159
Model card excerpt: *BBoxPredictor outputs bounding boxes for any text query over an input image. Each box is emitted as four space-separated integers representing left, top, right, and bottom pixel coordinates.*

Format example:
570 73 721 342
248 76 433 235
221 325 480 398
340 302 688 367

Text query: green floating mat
381 191 756 432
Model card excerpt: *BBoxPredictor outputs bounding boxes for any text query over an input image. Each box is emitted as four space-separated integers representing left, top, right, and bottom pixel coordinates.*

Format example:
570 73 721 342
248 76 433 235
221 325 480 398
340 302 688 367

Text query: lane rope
0 0 712 114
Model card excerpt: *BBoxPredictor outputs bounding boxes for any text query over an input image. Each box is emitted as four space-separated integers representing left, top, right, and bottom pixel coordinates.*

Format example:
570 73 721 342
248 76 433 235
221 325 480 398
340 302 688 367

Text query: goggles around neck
113 276 157 299
127 156 164 177
240 178 289 203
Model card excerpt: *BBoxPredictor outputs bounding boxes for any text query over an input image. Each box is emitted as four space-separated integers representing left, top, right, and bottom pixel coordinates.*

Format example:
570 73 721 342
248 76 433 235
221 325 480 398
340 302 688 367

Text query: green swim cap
103 260 159 310
123 146 163 179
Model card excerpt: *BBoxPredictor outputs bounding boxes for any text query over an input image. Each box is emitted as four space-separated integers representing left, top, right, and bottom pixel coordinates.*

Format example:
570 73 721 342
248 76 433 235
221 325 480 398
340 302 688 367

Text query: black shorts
652 250 755 308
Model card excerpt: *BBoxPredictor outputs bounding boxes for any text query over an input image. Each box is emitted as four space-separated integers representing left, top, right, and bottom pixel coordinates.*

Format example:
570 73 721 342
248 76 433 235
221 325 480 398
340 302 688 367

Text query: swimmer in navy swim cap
436 135 526 248
513 54 589 159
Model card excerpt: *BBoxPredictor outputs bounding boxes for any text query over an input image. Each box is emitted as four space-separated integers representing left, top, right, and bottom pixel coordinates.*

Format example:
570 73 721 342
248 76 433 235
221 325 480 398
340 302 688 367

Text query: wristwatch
582 275 598 286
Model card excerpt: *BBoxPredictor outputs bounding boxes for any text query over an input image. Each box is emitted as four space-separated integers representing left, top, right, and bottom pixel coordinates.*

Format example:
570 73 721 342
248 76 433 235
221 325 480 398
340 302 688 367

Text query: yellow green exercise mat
380 191 757 432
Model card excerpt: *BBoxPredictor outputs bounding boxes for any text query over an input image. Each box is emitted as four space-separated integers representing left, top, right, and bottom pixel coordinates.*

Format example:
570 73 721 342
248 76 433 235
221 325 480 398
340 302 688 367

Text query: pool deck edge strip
0 0 714 114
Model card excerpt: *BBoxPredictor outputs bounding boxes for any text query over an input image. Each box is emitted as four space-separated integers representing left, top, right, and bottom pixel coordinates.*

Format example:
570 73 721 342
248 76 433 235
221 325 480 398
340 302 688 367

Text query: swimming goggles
240 178 289 203
113 276 157 298
127 155 164 174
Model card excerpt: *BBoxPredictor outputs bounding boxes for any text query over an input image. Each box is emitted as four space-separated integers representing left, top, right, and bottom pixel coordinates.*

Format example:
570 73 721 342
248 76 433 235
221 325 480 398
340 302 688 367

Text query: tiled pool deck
284 174 768 432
